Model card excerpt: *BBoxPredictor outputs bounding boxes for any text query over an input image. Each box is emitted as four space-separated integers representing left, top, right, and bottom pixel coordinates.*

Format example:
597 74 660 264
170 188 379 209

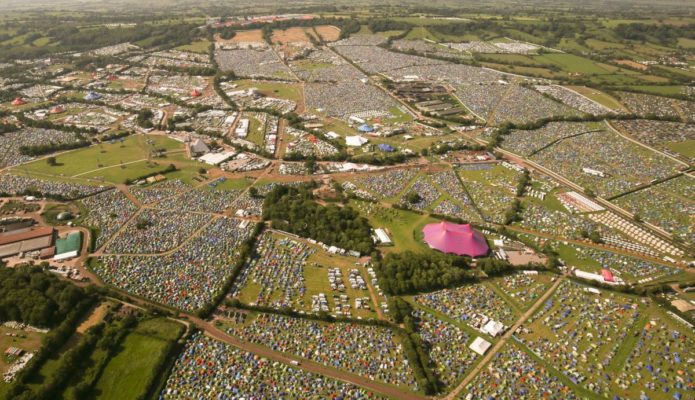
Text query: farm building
0 226 55 258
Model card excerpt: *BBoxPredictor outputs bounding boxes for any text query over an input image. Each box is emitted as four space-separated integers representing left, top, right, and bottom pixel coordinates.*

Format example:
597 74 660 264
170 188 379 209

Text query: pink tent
422 221 489 257
601 268 614 282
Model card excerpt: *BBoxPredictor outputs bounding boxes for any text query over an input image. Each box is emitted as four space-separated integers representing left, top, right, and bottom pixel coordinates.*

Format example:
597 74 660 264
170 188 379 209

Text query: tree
46 156 57 166
406 191 421 204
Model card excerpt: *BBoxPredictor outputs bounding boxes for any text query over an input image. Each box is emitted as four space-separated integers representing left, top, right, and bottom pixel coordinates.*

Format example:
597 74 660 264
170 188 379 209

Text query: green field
175 39 211 53
565 86 626 110
232 79 303 103
664 140 695 158
350 200 436 254
13 135 187 183
93 318 184 400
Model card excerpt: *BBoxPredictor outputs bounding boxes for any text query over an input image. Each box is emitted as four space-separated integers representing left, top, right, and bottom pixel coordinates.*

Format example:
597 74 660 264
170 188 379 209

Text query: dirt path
444 276 565 400
189 316 427 400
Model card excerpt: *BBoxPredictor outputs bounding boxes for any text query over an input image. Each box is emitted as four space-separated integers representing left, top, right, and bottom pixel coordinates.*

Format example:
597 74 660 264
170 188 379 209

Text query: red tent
601 268 614 282
50 105 65 114
190 89 202 97
422 221 489 257
11 97 26 106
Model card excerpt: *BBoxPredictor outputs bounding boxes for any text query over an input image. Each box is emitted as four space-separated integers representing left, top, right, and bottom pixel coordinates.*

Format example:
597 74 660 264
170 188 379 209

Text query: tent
422 221 489 257
378 143 395 152
358 124 374 133
191 89 202 97
11 97 26 106
345 135 368 147
469 337 492 355
84 91 102 101
601 268 614 282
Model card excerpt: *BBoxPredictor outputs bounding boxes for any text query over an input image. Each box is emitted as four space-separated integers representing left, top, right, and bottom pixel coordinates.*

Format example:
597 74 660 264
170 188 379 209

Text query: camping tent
345 136 368 147
378 144 395 152
422 221 489 257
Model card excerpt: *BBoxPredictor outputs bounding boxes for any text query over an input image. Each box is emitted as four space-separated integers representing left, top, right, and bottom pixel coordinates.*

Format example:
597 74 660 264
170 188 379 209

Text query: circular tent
422 221 489 257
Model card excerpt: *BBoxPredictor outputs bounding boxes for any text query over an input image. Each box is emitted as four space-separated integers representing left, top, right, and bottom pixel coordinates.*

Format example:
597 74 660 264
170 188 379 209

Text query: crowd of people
95 217 255 311
162 332 385 399
230 232 314 309
225 313 417 388
454 83 508 120
414 284 517 332
105 209 210 254
518 280 641 396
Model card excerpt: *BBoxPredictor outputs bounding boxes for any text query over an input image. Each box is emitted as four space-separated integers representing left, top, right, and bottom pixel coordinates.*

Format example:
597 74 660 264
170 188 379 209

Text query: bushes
373 251 473 295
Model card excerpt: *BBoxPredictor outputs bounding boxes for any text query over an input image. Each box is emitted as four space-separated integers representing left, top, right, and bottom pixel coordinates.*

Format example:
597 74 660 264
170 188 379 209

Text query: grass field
350 200 436 254
175 40 210 53
232 79 303 103
92 318 183 400
565 86 626 110
664 139 695 158
13 135 187 183
625 85 688 97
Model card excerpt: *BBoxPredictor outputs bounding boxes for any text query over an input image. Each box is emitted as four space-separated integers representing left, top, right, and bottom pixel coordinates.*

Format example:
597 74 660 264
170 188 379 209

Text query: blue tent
378 143 395 152
84 91 102 101
358 124 374 133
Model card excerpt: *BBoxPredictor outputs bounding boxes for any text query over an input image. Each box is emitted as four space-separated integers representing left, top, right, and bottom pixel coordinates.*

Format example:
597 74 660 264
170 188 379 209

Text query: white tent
469 337 492 356
482 320 505 337
345 135 368 147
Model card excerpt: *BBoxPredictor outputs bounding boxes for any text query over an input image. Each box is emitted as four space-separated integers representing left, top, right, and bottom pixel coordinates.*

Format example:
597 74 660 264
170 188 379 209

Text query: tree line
0 265 89 328
373 251 473 295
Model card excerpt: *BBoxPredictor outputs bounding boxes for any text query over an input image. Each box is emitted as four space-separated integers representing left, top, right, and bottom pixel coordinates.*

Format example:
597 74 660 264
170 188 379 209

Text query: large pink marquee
422 221 489 257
